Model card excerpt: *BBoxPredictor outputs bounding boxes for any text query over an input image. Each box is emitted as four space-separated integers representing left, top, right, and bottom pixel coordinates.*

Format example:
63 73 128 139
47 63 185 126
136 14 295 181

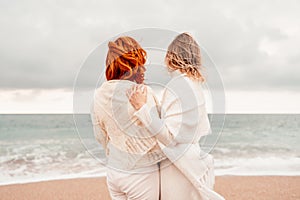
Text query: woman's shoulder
161 76 206 106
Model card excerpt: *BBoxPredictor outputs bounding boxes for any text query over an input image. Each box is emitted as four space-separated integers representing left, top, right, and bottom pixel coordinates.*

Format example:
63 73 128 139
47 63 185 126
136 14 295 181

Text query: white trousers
160 159 202 200
106 164 160 200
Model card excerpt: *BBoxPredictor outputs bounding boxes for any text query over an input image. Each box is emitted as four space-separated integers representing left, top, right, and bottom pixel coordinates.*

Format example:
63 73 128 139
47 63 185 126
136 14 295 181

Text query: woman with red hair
91 36 167 200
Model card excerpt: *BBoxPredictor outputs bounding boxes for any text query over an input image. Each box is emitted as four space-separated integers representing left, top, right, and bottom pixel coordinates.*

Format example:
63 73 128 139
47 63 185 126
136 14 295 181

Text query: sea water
0 114 299 185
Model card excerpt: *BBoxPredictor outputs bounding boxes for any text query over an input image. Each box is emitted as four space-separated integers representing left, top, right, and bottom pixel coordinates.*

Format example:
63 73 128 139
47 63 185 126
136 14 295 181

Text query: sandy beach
0 176 299 200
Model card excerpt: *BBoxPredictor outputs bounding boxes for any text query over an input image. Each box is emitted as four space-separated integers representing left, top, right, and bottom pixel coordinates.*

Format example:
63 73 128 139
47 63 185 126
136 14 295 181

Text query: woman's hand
127 84 147 110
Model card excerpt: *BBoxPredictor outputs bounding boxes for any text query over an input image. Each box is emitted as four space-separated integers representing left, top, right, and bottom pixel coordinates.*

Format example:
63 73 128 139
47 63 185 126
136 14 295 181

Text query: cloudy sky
0 0 299 113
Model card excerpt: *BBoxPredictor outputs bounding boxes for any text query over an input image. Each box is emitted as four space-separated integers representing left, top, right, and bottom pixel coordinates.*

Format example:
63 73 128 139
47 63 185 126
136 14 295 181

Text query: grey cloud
0 0 299 91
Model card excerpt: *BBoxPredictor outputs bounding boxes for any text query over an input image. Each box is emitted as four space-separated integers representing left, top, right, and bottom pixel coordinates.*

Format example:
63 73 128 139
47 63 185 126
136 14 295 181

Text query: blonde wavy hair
165 33 204 81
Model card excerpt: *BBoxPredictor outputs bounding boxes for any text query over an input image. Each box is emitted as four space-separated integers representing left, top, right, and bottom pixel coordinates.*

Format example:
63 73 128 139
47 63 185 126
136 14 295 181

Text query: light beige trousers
160 159 202 200
106 164 160 200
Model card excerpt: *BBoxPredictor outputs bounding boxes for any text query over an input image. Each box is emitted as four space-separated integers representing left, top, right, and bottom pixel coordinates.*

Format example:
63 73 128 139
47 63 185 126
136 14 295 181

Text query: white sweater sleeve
134 103 175 146
134 82 204 146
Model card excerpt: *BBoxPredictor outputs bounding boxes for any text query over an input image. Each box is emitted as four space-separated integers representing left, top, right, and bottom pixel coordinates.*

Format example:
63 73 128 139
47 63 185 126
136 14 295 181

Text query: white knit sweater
134 71 225 200
91 80 166 171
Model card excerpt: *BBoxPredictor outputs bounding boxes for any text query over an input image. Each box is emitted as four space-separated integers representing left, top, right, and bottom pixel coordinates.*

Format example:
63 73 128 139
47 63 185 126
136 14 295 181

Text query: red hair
105 36 147 84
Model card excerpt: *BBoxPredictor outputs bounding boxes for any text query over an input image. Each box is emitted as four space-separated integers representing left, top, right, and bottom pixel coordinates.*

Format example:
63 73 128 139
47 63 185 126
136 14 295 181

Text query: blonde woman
91 36 167 200
128 33 225 200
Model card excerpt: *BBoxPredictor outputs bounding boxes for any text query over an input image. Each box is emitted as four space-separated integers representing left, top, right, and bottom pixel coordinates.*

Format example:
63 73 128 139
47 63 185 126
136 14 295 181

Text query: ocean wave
214 156 300 176
1 114 299 185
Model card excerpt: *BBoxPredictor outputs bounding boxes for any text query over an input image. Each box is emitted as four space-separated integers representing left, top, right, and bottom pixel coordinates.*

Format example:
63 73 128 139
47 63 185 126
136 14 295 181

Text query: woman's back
92 80 165 171
160 71 211 146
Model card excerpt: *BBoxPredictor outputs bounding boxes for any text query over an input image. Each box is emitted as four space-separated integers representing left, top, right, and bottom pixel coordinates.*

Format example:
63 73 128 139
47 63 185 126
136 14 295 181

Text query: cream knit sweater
133 71 225 200
91 80 166 171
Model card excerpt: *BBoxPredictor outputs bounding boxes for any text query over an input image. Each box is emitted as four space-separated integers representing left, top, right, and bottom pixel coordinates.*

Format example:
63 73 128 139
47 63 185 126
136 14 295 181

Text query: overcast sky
0 0 299 113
